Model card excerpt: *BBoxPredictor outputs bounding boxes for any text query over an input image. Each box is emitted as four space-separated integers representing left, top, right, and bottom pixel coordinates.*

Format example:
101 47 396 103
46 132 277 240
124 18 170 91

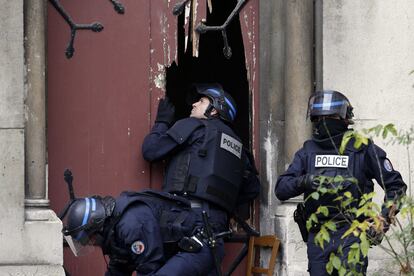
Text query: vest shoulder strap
167 118 204 145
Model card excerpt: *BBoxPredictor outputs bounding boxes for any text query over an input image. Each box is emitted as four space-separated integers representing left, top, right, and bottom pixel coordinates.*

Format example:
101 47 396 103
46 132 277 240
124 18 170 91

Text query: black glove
155 97 175 125
366 226 384 246
297 174 316 190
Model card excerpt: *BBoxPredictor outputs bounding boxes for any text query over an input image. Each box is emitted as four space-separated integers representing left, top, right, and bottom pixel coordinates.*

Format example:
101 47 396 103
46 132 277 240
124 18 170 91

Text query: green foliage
339 131 369 154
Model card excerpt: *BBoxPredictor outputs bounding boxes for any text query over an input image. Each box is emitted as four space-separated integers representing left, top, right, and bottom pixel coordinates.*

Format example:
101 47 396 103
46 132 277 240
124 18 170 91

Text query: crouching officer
274 90 406 275
61 188 198 276
142 83 260 275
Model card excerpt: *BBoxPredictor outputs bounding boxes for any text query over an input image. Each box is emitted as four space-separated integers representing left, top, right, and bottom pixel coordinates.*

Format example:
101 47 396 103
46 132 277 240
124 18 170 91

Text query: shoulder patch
131 240 145 255
383 159 393 172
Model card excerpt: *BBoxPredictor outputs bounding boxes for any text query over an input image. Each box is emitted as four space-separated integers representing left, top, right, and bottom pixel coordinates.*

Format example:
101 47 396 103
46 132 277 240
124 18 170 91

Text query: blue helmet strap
203 96 217 119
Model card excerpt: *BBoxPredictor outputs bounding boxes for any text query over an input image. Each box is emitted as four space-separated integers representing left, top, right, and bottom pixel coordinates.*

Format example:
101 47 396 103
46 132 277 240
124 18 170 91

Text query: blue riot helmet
191 83 238 123
307 90 354 124
62 196 114 256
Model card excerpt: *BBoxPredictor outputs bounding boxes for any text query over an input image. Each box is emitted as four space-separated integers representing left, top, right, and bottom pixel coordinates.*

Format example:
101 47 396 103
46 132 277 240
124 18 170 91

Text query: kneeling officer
62 189 194 276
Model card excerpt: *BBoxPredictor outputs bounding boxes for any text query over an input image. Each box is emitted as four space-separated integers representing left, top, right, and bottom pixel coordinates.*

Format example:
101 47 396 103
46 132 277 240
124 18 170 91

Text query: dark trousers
307 225 368 275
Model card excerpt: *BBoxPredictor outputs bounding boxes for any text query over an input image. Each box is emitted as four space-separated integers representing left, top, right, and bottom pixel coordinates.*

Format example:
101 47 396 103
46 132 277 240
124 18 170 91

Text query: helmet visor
308 92 350 120
64 234 96 257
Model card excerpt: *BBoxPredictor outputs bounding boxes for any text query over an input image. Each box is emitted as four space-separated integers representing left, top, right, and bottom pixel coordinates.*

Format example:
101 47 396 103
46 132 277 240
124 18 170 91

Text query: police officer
274 90 406 275
141 83 260 275
61 189 197 276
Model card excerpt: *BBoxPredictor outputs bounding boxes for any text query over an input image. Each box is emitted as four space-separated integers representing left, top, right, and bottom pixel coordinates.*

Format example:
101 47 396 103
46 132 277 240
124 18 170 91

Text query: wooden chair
246 235 280 276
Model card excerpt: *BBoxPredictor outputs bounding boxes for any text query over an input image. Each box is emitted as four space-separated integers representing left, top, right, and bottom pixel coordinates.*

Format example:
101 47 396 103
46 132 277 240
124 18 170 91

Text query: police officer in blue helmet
62 192 171 275
142 83 260 275
275 90 406 275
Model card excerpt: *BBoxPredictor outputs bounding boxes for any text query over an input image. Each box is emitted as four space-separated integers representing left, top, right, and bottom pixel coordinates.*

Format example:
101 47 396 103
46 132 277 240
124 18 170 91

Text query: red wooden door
47 1 259 275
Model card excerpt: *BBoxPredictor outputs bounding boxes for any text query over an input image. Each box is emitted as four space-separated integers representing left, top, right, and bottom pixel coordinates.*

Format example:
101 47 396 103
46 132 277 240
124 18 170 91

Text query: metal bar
193 0 250 59
109 0 125 14
48 0 123 58
173 0 191 16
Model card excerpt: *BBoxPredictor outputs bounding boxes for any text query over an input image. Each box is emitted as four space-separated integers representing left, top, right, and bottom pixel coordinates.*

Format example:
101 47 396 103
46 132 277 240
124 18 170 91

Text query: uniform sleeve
115 204 165 275
141 122 180 162
274 149 307 201
236 150 260 206
365 143 407 203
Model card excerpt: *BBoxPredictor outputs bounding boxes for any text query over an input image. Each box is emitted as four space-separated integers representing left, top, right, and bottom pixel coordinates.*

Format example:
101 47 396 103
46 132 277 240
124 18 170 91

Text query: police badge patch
383 159 393 172
131 240 145 255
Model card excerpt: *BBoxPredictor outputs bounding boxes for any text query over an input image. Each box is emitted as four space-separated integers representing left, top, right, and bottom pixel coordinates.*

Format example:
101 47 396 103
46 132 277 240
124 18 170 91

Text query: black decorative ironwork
173 0 191 16
109 0 125 14
49 0 125 59
195 0 248 59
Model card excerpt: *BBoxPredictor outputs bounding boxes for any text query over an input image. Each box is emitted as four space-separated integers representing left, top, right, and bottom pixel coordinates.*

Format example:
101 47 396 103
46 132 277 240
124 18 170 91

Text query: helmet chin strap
203 103 215 119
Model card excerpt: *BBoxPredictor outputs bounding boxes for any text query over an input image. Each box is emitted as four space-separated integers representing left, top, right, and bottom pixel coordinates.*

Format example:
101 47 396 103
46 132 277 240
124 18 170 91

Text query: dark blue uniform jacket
275 134 406 220
142 118 260 209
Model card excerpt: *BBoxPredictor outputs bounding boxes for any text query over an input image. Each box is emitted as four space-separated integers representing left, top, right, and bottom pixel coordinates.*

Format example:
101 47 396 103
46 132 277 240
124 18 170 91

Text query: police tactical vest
102 190 192 257
164 118 244 213
302 138 372 220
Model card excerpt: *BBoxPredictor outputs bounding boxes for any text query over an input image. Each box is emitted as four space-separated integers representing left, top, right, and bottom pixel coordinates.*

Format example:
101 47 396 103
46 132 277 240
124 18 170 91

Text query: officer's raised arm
142 97 180 162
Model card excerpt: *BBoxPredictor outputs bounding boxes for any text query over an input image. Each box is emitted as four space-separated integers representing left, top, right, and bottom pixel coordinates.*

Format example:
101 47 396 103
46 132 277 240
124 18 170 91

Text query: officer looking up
274 90 406 275
141 83 260 275
61 83 260 276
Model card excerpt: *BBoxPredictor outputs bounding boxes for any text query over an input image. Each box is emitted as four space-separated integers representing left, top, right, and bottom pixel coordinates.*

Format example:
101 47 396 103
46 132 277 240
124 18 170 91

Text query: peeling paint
159 13 170 65
153 63 166 91
192 0 200 57
154 72 166 91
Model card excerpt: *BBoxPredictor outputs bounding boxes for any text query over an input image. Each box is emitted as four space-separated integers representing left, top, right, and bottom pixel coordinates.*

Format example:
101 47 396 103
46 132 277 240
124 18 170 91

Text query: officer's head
189 83 237 123
62 196 114 256
307 90 354 125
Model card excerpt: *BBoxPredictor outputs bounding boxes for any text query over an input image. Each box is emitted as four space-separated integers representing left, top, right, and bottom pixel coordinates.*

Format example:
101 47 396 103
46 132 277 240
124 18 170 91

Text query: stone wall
260 0 414 275
0 0 64 274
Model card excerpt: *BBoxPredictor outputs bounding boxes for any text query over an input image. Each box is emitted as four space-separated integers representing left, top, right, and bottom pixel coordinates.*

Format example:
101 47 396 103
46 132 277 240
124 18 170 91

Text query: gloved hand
155 97 175 126
366 226 384 246
367 215 391 246
297 174 316 190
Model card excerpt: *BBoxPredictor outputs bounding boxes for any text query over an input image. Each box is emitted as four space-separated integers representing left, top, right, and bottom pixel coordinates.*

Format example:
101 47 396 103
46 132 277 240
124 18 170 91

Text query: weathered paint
240 1 260 163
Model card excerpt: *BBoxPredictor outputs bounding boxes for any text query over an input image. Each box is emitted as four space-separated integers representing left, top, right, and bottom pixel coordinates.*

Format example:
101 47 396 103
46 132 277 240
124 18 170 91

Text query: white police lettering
220 133 242 159
315 155 349 168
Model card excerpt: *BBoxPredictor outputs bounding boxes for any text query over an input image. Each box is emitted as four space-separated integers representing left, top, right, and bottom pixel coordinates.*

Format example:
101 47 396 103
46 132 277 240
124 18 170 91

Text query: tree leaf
384 123 398 136
311 192 320 200
360 232 370 257
340 131 354 154
344 191 352 198
326 261 334 274
325 221 337 231
317 206 329 217
332 255 341 270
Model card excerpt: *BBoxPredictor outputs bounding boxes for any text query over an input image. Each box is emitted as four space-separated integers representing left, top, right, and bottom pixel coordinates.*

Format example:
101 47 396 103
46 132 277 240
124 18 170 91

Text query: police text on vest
315 155 349 168
220 133 242 159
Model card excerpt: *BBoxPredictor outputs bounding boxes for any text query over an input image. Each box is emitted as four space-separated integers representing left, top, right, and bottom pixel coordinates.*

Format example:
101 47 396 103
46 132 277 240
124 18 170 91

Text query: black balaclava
312 117 349 141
